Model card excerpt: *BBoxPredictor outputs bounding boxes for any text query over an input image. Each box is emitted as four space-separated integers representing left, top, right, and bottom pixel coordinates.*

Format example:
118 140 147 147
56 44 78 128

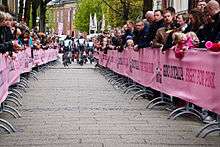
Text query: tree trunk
24 0 32 26
143 0 153 18
122 0 129 22
39 0 52 32
39 0 46 32
32 0 40 29
18 0 24 22
2 0 9 12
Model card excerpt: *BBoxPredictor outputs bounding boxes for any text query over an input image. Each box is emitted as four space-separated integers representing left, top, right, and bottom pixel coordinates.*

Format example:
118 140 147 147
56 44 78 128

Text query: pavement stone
0 62 220 147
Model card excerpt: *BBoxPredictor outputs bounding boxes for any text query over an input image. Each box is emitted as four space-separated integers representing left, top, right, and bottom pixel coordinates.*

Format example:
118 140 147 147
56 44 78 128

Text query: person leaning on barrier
121 20 134 46
146 9 164 46
206 0 220 42
152 10 175 50
108 29 124 52
144 11 155 26
133 20 149 51
0 11 19 54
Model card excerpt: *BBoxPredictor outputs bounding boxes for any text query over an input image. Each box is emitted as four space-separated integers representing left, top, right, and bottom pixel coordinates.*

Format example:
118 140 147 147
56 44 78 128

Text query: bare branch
101 0 121 14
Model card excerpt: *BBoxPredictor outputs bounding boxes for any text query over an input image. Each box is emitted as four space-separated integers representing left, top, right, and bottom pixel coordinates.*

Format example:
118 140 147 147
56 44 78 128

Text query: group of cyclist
60 35 94 66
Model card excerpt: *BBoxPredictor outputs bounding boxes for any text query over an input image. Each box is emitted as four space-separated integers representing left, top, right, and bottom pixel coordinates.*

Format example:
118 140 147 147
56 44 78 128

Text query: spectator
154 9 163 22
166 7 178 28
133 20 149 51
197 0 207 12
126 20 134 37
206 0 220 42
122 20 134 45
189 9 205 41
109 29 123 52
147 9 164 45
145 11 155 26
0 11 16 54
152 10 174 49
166 7 176 20
176 13 190 33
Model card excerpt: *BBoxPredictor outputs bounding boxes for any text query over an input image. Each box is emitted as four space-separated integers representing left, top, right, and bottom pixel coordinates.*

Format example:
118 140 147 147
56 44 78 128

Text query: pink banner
97 48 220 115
6 55 20 86
0 54 9 104
0 47 58 105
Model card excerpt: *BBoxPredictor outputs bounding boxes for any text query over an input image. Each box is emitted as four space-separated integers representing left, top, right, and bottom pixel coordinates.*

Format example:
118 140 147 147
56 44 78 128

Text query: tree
75 0 104 32
75 0 143 32
46 8 56 32
32 0 40 28
18 0 24 21
24 0 32 26
143 0 153 18
39 0 52 32
2 0 8 12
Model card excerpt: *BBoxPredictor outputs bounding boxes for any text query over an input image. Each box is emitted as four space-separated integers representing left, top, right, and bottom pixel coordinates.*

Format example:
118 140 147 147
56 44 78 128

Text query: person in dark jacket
133 20 149 51
122 20 134 46
0 11 14 54
206 0 220 42
147 9 164 46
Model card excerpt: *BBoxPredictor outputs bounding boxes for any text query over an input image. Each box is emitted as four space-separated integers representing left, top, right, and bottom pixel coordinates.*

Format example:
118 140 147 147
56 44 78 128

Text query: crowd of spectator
94 0 220 56
0 5 58 57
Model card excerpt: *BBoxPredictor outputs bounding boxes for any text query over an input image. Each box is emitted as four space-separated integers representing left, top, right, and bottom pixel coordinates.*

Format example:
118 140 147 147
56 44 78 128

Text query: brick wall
51 3 76 36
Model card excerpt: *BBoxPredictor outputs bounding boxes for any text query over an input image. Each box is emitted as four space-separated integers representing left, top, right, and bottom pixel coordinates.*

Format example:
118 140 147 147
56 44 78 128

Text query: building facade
152 0 220 12
153 0 188 12
0 0 18 14
48 0 77 36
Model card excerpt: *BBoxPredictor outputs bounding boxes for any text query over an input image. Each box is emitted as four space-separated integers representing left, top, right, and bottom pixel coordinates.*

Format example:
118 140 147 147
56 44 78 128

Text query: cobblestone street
0 62 220 147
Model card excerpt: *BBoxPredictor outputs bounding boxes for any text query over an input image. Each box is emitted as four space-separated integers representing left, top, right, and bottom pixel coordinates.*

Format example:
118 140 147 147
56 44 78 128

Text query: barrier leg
202 128 220 138
168 107 186 119
124 84 136 93
119 81 133 91
0 118 16 132
7 95 22 106
149 101 173 110
2 109 17 118
146 96 163 108
8 89 23 99
16 84 27 93
146 93 173 110
19 80 29 88
172 110 203 121
196 122 220 137
5 99 19 107
170 103 202 121
4 105 21 118
0 124 11 133
30 73 38 81
127 86 143 94
125 85 145 94
131 89 154 100
112 77 124 86
20 77 30 85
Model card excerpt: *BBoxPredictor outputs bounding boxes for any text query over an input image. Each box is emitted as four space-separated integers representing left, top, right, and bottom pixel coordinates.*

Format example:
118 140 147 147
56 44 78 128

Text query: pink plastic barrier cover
98 48 220 115
0 54 9 103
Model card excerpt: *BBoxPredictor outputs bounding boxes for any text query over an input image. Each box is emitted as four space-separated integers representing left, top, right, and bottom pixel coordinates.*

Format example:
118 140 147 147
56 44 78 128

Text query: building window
153 0 163 10
168 0 188 12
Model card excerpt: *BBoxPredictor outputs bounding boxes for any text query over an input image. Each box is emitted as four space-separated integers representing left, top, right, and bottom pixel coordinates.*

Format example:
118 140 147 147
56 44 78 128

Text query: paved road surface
0 62 220 147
